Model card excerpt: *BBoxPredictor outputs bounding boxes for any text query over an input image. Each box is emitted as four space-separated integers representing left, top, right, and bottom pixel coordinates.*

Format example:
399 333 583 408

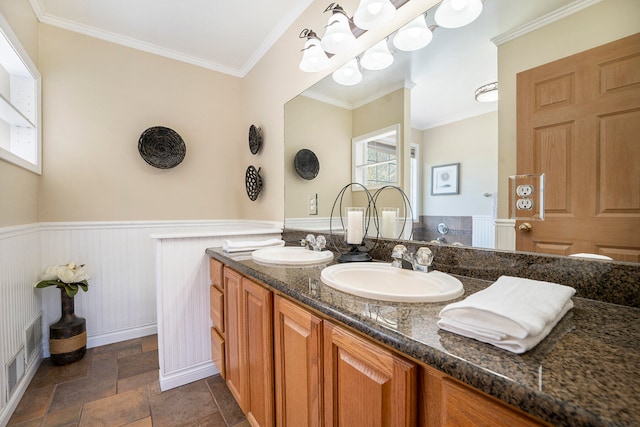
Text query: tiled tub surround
412 215 473 246
206 244 639 427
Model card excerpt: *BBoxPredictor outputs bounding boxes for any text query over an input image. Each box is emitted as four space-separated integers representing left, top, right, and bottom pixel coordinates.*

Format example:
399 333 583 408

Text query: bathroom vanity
206 244 639 427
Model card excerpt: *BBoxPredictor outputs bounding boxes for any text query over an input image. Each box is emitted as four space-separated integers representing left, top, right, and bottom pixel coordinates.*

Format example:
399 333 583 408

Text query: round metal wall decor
294 149 319 180
249 125 262 155
245 165 263 201
138 126 186 169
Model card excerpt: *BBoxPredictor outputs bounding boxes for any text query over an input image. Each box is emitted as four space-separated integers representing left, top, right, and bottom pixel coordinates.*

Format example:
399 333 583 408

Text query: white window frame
352 124 401 191
0 12 42 174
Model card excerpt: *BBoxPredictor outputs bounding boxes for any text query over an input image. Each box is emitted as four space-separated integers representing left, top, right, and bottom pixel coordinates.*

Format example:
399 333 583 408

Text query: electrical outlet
516 198 534 210
516 184 534 197
308 193 318 215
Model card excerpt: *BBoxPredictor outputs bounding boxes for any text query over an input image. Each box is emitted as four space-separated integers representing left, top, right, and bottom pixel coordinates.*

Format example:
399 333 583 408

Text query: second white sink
320 263 464 303
252 246 334 266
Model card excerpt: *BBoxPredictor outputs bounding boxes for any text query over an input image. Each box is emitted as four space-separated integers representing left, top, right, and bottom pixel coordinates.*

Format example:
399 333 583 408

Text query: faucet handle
415 247 434 271
305 234 316 245
392 244 408 259
315 235 326 251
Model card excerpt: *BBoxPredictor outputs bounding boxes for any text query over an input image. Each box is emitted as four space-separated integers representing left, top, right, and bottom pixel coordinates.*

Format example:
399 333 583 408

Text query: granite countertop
206 247 639 427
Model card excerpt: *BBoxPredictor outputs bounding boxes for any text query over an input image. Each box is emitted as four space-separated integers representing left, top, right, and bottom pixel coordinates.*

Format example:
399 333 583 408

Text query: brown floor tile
27 351 93 390
42 403 82 427
176 412 227 427
119 346 142 359
48 373 117 413
7 383 53 425
140 335 158 353
205 375 246 427
90 352 118 378
79 386 150 427
117 370 159 394
149 380 219 426
5 418 42 427
122 416 153 427
91 338 142 356
230 421 251 427
117 350 159 380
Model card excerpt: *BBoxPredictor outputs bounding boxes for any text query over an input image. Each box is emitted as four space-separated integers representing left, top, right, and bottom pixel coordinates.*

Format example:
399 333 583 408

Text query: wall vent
5 347 24 400
25 314 42 364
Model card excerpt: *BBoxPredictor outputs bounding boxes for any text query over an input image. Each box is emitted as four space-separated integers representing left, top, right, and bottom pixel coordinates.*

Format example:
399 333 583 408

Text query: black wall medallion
138 126 186 169
294 149 319 180
249 125 262 155
245 165 263 201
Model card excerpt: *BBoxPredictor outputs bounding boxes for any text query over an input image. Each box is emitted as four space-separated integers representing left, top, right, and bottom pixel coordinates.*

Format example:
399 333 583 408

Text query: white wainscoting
495 219 516 250
0 224 43 427
472 215 496 249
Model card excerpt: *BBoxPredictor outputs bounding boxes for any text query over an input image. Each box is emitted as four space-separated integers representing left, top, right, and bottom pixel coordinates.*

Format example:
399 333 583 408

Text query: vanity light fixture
475 81 498 102
360 38 394 71
353 0 397 30
321 4 357 54
332 58 363 86
298 29 330 72
393 14 434 51
434 0 483 29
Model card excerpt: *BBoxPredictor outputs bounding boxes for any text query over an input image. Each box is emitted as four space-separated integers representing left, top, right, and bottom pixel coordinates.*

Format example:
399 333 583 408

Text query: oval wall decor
138 126 186 169
294 149 319 180
249 124 262 155
245 165 263 201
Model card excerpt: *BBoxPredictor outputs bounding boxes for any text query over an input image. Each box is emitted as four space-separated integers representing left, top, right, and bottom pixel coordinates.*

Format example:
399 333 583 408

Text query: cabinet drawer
210 258 224 290
210 285 224 332
211 327 225 379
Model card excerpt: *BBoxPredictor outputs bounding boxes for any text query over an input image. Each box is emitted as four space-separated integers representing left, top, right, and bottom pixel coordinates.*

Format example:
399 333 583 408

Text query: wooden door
274 295 323 427
243 277 274 427
516 33 640 261
323 321 416 427
224 268 248 412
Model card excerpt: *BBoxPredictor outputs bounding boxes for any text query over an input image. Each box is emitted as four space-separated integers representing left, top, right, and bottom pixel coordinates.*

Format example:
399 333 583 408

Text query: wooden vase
49 287 87 365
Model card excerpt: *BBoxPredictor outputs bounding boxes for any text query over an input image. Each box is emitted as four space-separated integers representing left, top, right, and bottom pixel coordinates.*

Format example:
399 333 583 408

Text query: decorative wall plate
249 125 262 155
138 126 186 169
294 149 319 180
245 165 263 201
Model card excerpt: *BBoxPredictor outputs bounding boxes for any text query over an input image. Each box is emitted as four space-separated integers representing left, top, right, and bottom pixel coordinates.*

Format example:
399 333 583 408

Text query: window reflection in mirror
352 124 400 190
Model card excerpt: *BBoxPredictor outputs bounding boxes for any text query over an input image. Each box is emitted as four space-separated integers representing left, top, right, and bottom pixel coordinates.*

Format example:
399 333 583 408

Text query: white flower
41 265 61 281
54 262 90 284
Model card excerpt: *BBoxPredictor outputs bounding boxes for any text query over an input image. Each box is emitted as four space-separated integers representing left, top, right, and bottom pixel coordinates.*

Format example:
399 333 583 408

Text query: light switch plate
308 193 318 215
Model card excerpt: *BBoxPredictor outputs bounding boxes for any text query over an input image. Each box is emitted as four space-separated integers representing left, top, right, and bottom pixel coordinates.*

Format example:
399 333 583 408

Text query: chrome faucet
391 244 434 272
300 234 326 252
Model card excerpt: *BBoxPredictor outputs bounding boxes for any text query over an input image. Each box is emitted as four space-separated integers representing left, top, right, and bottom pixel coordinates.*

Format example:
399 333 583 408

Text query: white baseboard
158 361 219 392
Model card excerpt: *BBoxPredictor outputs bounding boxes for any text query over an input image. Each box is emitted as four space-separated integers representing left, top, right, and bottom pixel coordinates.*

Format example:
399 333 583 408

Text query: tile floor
7 335 248 427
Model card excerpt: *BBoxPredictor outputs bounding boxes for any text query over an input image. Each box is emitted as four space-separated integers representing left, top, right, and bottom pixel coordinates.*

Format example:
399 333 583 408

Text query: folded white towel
438 300 573 354
437 276 575 353
223 238 285 253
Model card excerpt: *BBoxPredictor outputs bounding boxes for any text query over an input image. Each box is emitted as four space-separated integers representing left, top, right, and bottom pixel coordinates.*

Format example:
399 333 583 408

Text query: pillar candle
381 209 397 238
346 210 364 244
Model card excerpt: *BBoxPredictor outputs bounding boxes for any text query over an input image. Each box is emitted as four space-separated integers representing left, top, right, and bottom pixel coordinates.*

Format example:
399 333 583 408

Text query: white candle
346 210 364 244
380 209 397 238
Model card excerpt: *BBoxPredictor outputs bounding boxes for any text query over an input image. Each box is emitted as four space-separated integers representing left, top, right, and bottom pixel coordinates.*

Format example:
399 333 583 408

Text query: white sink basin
252 246 334 266
320 263 464 303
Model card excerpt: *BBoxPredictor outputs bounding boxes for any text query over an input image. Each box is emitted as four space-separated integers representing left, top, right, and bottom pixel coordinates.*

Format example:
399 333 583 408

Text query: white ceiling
30 0 314 77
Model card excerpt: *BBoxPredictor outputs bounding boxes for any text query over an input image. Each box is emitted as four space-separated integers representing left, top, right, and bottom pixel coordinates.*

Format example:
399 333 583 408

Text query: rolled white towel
438 275 575 341
223 238 285 253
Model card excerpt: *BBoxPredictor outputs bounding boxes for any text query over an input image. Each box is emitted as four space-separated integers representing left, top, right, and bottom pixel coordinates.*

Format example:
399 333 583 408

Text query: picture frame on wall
431 163 459 195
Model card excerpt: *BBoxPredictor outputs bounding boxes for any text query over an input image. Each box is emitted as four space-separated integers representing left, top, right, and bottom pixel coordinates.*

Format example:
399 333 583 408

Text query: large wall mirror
284 0 639 261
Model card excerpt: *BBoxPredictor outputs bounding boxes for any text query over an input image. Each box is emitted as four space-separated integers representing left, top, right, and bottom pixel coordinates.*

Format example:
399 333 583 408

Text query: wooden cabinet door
516 33 640 260
243 278 274 427
274 296 323 427
224 268 248 412
323 321 417 427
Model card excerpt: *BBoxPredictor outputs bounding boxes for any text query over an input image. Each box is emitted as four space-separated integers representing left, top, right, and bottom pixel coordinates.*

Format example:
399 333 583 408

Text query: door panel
516 33 640 259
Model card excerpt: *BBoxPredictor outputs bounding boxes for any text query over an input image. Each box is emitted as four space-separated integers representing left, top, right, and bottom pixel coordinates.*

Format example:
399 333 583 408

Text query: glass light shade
321 13 356 54
475 82 498 102
393 15 433 51
299 38 330 72
360 39 394 71
434 0 483 28
353 0 396 30
333 58 363 86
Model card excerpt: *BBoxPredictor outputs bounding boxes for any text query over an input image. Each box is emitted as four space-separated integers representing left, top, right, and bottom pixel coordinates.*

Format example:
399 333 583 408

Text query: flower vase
49 287 87 365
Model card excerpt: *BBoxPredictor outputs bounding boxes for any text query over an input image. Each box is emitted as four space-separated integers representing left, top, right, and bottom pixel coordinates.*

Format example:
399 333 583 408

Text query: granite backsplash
283 229 639 308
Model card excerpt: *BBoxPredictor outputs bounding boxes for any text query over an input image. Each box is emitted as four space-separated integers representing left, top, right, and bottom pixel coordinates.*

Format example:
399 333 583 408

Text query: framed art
431 163 459 195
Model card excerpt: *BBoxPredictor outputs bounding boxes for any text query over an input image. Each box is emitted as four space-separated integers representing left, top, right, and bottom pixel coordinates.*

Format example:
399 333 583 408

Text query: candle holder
329 183 374 263
372 185 414 240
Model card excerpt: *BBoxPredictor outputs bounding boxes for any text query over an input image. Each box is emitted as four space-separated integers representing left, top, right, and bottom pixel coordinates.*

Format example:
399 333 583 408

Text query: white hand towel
438 299 573 354
438 276 575 340
223 238 285 253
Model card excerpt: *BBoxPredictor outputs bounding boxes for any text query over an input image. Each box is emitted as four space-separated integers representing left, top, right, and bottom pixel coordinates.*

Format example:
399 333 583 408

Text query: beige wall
497 0 640 218
38 25 243 221
0 0 39 226
284 95 352 217
421 111 498 216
